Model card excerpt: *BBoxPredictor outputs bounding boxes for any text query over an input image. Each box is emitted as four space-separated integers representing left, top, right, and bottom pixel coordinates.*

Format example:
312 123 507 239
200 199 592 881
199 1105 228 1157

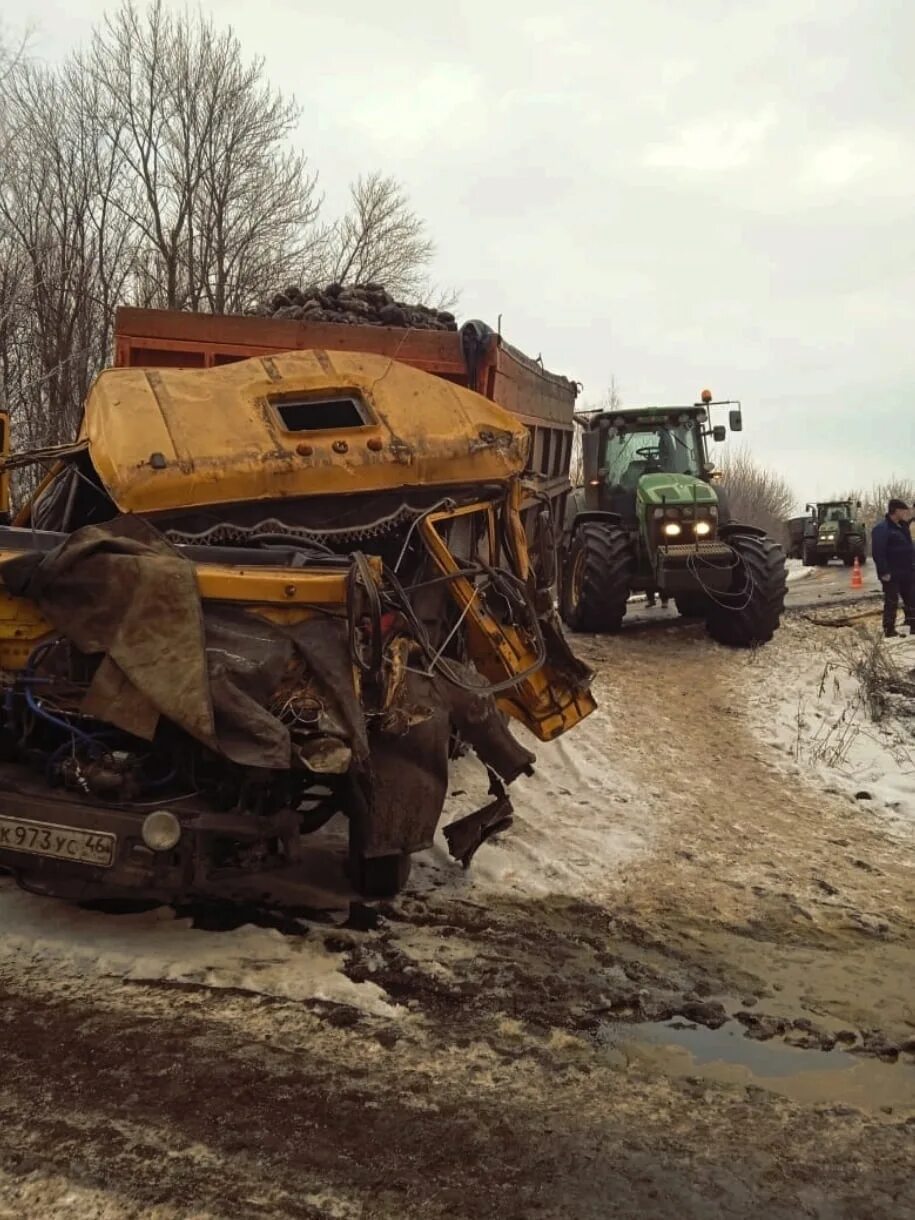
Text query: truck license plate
0 816 116 868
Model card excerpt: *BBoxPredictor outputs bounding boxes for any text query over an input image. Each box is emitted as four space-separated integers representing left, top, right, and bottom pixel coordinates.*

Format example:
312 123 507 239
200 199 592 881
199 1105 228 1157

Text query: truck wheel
802 542 816 567
561 522 633 633
674 593 713 618
350 850 412 899
705 534 787 647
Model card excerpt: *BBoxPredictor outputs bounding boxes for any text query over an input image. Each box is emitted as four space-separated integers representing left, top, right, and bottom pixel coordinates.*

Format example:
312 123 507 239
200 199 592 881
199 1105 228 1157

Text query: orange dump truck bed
113 308 578 504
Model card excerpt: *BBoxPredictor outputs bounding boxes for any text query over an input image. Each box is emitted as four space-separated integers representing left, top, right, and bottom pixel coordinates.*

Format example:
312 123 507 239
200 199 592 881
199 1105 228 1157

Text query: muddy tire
561 522 633 633
705 533 787 647
675 592 713 618
350 850 412 899
802 542 817 567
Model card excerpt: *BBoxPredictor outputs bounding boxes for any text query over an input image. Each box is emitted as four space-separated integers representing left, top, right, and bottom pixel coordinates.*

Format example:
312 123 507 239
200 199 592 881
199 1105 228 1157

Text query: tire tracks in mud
568 627 915 1041
0 962 912 1220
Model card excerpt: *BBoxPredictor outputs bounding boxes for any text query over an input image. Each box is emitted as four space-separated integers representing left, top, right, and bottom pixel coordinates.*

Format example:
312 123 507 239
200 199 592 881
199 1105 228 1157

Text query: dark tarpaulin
2 516 296 769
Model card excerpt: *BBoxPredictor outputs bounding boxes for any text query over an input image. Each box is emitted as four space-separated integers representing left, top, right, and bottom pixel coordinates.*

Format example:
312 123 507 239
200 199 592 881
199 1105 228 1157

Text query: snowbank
0 881 398 1015
415 711 652 900
743 619 915 838
786 558 814 585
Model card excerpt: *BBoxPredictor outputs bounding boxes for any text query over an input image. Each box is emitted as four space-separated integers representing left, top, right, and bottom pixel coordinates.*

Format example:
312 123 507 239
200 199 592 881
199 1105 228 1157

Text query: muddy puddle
603 1019 915 1115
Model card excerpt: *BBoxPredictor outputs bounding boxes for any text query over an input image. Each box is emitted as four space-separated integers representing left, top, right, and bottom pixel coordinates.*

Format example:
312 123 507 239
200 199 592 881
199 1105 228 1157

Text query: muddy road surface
0 612 912 1219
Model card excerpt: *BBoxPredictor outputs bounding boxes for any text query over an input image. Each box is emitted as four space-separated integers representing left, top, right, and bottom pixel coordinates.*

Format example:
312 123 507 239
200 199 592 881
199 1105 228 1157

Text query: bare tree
570 378 623 485
85 0 319 313
319 173 436 299
716 446 796 543
834 478 914 529
0 3 448 474
0 60 132 452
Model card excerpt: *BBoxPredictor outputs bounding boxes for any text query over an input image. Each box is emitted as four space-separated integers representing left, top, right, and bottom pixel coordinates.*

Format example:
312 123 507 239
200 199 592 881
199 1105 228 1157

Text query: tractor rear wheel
562 522 633 633
675 592 713 618
705 533 787 647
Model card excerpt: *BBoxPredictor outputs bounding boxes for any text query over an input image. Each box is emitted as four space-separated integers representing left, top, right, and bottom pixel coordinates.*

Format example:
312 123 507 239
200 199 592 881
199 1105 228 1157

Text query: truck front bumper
0 765 299 903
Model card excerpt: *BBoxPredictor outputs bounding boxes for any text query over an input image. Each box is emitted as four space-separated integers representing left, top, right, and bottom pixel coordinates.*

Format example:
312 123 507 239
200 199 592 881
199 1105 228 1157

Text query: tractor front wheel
802 542 817 567
705 533 787 647
561 522 633 633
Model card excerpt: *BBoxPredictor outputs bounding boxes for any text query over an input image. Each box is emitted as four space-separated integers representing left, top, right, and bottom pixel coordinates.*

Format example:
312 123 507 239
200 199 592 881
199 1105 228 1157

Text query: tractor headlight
142 810 181 852
694 520 712 536
662 522 682 537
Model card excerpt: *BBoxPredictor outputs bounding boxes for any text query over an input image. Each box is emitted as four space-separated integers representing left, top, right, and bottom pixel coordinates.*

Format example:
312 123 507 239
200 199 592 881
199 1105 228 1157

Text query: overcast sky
28 0 915 506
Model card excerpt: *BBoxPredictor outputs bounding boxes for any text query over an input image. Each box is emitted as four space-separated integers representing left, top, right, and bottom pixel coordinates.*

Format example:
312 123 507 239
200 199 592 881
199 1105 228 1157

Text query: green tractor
560 391 787 646
788 501 867 567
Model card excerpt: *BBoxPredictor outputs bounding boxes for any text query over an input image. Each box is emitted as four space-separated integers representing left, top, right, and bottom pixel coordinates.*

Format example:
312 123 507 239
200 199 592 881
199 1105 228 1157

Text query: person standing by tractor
871 498 915 637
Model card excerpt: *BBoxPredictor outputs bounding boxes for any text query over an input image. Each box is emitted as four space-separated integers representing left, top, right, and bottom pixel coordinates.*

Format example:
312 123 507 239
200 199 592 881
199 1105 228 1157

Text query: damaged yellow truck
0 307 594 903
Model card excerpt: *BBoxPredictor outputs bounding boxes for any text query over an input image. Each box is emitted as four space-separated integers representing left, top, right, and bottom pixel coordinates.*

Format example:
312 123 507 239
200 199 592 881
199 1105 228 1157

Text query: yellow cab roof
82 348 530 514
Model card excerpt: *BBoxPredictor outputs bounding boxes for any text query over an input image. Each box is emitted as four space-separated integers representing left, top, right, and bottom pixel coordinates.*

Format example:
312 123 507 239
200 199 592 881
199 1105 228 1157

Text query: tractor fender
719 522 767 540
562 503 624 547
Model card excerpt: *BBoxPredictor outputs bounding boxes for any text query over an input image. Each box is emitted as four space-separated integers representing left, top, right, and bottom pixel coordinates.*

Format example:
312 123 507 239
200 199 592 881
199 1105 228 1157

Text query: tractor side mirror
712 425 726 443
728 409 743 432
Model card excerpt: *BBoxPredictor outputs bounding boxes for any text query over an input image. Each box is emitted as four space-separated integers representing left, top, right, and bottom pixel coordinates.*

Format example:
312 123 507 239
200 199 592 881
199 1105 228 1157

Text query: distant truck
786 501 867 567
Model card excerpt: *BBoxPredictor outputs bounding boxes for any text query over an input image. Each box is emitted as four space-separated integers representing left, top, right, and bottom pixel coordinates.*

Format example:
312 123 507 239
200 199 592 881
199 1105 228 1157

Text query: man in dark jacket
871 498 915 637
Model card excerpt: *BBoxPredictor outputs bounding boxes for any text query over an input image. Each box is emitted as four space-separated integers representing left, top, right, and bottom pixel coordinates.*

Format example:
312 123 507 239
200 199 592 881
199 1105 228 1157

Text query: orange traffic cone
850 556 863 590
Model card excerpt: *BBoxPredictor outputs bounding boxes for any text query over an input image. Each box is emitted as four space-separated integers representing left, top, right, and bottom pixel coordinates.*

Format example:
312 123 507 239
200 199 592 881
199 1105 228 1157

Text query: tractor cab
592 410 717 520
576 393 743 528
816 501 853 526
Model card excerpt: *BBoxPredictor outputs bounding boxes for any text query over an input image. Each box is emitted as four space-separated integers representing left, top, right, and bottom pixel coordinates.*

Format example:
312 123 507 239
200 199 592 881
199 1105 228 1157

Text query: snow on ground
786 558 814 584
743 618 915 839
414 709 653 902
0 879 399 1015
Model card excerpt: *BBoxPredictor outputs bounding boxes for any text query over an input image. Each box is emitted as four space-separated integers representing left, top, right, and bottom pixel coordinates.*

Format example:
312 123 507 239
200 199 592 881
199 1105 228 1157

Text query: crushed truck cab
0 309 594 904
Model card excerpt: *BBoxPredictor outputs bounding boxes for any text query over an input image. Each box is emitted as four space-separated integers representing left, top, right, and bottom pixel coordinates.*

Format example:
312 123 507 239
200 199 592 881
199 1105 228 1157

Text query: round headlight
142 810 181 852
695 520 712 536
663 522 682 537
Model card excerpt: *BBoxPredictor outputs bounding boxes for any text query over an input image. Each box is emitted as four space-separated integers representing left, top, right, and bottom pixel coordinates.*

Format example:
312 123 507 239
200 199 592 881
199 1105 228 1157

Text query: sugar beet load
561 392 787 646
